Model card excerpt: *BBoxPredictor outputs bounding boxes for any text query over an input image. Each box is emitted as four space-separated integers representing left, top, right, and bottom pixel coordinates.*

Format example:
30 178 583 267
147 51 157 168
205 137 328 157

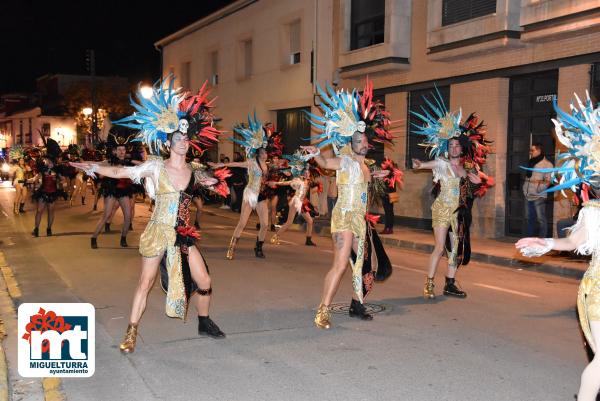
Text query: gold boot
423 277 435 299
270 233 280 245
119 323 138 354
13 203 19 215
226 237 239 260
314 304 331 329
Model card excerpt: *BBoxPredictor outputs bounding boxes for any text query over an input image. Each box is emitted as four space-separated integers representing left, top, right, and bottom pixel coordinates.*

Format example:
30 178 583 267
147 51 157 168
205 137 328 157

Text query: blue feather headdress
283 150 312 177
523 92 600 195
113 75 185 155
231 112 267 157
305 83 364 155
410 87 462 159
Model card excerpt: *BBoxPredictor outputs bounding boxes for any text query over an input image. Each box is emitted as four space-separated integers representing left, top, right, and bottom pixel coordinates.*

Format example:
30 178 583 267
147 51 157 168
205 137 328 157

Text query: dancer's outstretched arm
300 146 341 171
411 158 437 170
516 220 587 253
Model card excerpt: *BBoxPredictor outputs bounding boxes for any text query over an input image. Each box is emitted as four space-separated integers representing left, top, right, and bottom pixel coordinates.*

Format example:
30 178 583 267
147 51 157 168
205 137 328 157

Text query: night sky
0 0 235 94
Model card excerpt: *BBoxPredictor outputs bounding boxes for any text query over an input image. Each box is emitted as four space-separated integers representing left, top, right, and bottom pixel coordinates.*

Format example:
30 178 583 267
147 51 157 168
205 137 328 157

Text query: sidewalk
203 205 588 279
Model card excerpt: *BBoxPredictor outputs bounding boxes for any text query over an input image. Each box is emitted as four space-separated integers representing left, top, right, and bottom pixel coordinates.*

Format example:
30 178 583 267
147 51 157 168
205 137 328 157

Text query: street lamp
140 85 153 99
82 107 93 116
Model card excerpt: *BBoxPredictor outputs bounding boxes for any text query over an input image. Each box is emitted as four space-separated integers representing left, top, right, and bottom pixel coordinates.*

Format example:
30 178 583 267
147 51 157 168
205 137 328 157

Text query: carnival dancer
210 114 277 260
411 89 493 299
303 80 397 328
31 138 68 237
515 92 600 401
71 77 229 353
90 128 136 249
9 146 27 214
269 150 317 246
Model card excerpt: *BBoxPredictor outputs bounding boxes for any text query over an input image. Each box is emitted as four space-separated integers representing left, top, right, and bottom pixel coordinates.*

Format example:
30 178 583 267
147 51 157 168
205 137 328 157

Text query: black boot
129 223 133 231
349 299 373 321
19 203 25 213
194 221 200 230
46 227 52 236
305 236 316 246
120 236 128 248
93 204 97 211
254 238 265 258
104 223 110 233
198 316 225 339
32 227 39 237
81 196 86 205
443 277 467 298
91 237 98 249
270 224 276 232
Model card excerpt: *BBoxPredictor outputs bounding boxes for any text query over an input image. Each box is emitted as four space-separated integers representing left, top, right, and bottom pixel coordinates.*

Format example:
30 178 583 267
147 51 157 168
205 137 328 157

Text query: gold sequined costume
430 158 461 267
127 157 209 320
331 154 369 301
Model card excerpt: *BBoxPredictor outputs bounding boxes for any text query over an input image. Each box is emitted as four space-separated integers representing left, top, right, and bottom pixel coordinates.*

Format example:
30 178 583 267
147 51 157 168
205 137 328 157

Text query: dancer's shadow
375 296 447 316
522 307 577 321
48 231 93 237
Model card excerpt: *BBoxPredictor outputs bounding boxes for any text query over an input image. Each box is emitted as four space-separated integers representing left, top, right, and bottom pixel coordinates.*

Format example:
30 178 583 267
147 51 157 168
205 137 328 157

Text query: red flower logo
22 308 72 352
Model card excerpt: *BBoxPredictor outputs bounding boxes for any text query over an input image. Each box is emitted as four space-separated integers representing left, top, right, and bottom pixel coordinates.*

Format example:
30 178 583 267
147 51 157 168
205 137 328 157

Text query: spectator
522 142 553 237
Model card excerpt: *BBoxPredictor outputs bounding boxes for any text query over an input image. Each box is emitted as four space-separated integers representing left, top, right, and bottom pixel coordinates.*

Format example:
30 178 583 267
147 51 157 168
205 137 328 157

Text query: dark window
350 0 385 50
442 0 496 26
277 107 311 153
406 86 450 168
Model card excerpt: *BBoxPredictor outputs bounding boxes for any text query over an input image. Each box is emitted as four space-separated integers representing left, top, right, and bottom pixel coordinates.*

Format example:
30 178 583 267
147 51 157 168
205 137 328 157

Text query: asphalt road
0 183 589 401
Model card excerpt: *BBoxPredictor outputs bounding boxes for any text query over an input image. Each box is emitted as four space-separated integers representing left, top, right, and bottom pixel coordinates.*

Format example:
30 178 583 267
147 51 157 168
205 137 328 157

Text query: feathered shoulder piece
523 91 600 196
231 112 267 157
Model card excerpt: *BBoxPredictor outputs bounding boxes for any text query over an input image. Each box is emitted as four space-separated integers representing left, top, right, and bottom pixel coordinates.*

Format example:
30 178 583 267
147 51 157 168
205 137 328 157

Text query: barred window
442 0 496 26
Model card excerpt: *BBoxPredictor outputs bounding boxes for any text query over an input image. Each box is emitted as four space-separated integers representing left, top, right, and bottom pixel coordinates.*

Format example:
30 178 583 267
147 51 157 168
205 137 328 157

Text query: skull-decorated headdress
113 76 221 156
305 79 394 155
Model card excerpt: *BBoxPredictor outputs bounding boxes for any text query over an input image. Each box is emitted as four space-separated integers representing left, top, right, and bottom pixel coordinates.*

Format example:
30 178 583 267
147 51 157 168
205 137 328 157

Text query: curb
378 237 585 279
0 251 67 401
203 207 585 279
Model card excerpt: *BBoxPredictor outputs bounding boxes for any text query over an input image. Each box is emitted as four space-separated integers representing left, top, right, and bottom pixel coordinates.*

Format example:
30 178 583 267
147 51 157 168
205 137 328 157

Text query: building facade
157 0 600 238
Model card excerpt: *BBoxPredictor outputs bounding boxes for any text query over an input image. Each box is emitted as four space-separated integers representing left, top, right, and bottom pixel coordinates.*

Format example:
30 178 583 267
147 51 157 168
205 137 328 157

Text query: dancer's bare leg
302 212 313 237
188 246 211 316
232 201 253 238
127 255 161 324
255 201 269 242
577 321 600 401
275 204 297 237
320 231 354 306
428 226 449 278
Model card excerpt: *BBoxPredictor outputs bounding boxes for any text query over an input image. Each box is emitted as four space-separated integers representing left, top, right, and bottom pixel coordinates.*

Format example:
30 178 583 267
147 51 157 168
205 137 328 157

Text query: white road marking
473 283 539 298
392 264 426 274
